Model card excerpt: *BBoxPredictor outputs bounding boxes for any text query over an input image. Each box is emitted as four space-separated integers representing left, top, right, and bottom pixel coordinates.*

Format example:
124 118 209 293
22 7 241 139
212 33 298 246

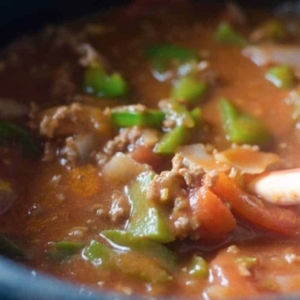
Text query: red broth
1 1 300 298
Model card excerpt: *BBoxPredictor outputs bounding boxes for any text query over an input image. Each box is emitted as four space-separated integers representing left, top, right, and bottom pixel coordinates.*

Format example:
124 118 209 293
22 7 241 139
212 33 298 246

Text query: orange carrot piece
213 172 300 236
191 185 236 241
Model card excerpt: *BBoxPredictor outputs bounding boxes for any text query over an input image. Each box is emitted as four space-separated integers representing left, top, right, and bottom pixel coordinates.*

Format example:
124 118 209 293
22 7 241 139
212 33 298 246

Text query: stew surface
1 1 300 298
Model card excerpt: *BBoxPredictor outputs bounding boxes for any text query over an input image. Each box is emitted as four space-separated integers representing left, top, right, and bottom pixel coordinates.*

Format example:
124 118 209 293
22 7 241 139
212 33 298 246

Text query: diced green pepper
84 239 172 283
154 125 191 154
171 76 208 104
84 65 128 98
0 234 27 260
220 98 272 145
0 122 39 155
126 171 175 243
144 44 198 73
102 230 176 273
190 107 203 125
187 255 209 279
111 109 165 128
46 241 84 261
163 100 195 128
215 22 247 46
265 64 296 89
254 20 287 41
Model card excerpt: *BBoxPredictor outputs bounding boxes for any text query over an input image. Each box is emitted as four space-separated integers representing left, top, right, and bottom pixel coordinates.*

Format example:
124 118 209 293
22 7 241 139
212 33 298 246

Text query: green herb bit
84 64 129 98
215 22 247 46
144 44 198 73
84 239 172 283
220 98 272 145
126 171 175 243
111 109 165 128
0 234 27 260
46 241 84 261
0 122 39 155
171 76 208 104
265 64 296 89
187 255 209 279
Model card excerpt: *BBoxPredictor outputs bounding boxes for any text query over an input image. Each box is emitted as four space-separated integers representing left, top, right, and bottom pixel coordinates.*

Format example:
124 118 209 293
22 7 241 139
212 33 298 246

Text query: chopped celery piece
84 65 128 98
171 76 208 104
220 98 272 145
126 171 175 243
144 44 198 73
0 122 39 155
111 109 165 128
265 64 296 89
46 241 84 261
187 255 209 278
102 230 176 273
215 22 247 46
84 239 172 283
0 234 27 260
154 125 190 154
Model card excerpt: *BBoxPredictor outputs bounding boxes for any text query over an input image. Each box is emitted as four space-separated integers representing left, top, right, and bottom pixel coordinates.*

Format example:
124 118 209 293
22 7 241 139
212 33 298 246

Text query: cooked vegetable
102 230 176 272
0 179 17 215
84 64 129 98
111 108 165 128
84 239 172 283
144 44 198 73
215 22 247 46
154 125 191 154
220 98 272 145
126 171 175 243
171 76 208 104
265 64 296 89
0 234 27 260
250 20 287 42
46 241 84 261
187 255 209 278
213 172 300 236
0 122 39 155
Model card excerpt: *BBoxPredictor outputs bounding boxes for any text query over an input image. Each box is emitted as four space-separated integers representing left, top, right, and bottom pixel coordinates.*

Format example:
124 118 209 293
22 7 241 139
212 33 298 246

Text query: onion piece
215 148 280 175
102 152 149 185
243 45 300 74
178 144 230 173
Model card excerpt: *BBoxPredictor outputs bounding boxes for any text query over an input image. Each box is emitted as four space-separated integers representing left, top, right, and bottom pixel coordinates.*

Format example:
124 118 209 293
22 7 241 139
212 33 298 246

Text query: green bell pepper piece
144 44 198 73
0 122 39 155
220 98 272 145
171 76 208 104
102 230 176 273
265 64 296 89
154 125 191 154
255 20 287 41
215 22 247 46
84 239 172 283
187 255 209 278
111 109 165 128
84 65 128 98
126 171 175 243
46 241 84 261
0 234 27 260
